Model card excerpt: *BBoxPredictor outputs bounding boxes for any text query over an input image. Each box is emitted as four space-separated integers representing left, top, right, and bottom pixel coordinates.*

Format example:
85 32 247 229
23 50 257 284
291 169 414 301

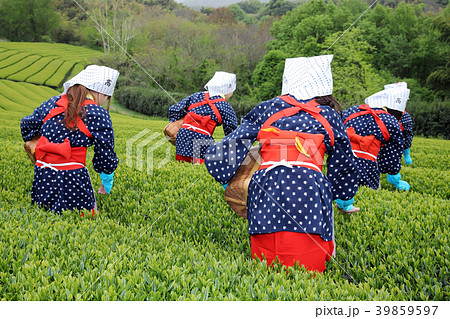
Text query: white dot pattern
204 95 359 241
399 111 413 150
21 95 119 214
342 105 405 190
169 91 238 158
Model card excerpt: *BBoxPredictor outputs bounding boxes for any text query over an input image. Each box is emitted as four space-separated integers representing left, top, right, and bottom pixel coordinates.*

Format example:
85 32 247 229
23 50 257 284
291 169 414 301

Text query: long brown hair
65 84 88 131
314 95 343 115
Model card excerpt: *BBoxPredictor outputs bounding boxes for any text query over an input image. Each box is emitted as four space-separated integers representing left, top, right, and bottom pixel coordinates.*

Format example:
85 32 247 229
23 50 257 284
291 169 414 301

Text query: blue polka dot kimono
21 95 119 214
169 91 238 160
399 111 413 150
342 105 405 190
205 95 359 242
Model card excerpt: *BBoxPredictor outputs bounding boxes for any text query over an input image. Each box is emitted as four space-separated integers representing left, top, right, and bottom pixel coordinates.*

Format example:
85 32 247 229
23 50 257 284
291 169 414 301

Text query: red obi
343 105 390 162
256 95 334 173
182 111 218 136
35 95 94 171
345 127 381 161
182 92 224 136
258 128 326 173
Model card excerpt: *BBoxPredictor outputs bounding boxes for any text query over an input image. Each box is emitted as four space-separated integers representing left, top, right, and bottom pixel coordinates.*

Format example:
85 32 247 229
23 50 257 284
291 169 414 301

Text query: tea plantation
0 43 448 301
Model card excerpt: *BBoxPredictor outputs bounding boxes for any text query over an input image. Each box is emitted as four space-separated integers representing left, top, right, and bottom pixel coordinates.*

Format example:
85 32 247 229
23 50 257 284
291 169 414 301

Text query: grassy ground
0 100 448 300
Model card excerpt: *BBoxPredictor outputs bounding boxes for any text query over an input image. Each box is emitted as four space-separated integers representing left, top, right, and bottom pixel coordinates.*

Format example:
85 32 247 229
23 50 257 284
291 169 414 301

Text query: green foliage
0 0 60 42
323 29 388 108
252 0 449 109
407 98 450 139
228 4 247 22
259 0 297 17
238 0 265 14
114 87 185 118
251 50 287 101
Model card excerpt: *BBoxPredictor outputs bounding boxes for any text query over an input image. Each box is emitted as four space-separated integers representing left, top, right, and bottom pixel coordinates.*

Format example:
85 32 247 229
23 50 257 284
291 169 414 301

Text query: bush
114 86 185 118
407 98 450 139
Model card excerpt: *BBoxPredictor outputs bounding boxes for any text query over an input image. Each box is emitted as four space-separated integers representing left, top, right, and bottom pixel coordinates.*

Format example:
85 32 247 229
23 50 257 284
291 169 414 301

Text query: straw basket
24 135 40 164
224 145 261 219
163 119 184 145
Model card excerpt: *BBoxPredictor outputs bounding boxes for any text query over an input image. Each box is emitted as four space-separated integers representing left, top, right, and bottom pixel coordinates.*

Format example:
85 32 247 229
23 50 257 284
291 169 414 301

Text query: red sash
343 105 390 161
35 95 94 170
182 93 224 136
257 96 334 173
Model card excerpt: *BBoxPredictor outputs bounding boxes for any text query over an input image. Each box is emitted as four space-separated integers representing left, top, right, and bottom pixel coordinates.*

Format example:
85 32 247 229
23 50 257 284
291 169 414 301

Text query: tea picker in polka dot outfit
205 55 359 272
338 82 410 213
21 65 120 215
168 71 238 164
385 83 414 166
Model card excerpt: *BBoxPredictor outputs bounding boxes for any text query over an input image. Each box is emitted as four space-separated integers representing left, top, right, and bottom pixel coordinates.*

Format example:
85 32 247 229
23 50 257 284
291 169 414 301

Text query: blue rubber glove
335 198 355 211
100 172 115 194
403 148 412 165
222 183 228 190
387 173 410 191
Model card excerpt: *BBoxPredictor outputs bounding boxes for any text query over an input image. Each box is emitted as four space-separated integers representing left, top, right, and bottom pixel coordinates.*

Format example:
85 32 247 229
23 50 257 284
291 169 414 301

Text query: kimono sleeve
205 102 265 185
378 118 404 175
90 108 119 174
168 95 191 122
221 102 238 136
324 110 360 201
20 98 54 142
400 112 413 149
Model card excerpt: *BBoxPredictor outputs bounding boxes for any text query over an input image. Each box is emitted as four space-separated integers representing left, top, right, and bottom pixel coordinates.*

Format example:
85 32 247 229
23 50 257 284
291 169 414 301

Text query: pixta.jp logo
126 129 171 175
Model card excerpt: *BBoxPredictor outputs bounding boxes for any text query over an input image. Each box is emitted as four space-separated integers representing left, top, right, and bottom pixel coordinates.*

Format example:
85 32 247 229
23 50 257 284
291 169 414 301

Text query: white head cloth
204 71 236 96
281 55 333 100
384 82 408 90
63 65 120 96
365 83 410 112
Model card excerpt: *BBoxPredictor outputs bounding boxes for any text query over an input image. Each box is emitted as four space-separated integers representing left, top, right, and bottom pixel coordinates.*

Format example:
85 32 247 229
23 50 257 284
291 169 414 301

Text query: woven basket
164 118 184 145
224 145 261 219
24 135 40 164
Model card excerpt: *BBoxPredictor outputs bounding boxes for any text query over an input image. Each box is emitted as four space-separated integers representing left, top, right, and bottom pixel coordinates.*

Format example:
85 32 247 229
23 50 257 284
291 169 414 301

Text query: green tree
238 0 264 14
259 0 296 17
252 49 287 100
0 0 59 42
228 4 247 22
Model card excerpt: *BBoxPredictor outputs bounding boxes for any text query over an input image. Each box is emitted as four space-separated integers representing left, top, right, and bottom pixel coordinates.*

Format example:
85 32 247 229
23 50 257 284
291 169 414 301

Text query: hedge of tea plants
0 104 448 300
0 42 102 89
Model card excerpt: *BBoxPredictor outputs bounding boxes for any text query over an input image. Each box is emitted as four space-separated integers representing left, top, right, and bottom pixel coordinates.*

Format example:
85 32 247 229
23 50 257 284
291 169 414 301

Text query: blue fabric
205 95 359 241
399 112 413 150
403 148 412 165
387 173 410 191
335 198 355 211
222 183 228 190
100 172 115 194
168 91 238 159
342 105 405 190
21 95 119 213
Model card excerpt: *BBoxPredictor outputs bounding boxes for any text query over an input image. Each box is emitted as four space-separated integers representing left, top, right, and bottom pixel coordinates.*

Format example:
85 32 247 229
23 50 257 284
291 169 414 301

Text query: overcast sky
175 0 271 9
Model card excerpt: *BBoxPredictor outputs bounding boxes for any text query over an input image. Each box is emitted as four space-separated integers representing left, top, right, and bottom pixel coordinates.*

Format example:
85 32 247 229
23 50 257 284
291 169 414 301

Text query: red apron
35 95 94 171
181 93 224 136
257 95 334 173
343 105 390 161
